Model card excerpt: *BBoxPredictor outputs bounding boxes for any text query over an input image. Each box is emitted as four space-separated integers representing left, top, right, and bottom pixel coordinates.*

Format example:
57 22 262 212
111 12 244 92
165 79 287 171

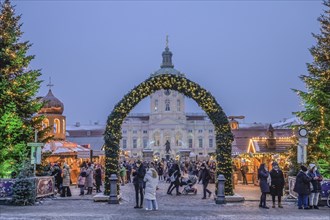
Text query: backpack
81 171 87 177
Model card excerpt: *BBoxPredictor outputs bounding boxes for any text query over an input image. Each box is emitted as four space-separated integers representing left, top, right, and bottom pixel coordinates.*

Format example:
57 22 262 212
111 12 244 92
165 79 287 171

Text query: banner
0 179 16 199
36 176 55 198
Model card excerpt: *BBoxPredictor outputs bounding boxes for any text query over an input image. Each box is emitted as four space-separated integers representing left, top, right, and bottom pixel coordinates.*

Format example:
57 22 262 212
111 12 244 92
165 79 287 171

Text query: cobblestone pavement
1 181 329 220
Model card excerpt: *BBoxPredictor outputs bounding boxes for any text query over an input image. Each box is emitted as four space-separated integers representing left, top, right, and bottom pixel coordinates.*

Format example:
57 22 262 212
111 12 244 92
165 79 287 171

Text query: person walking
132 160 146 209
125 161 132 183
308 163 323 209
60 163 72 197
144 168 159 211
294 165 312 209
119 164 127 186
199 163 212 199
258 163 270 209
78 167 87 196
270 161 285 208
167 162 181 195
94 164 102 193
85 162 94 195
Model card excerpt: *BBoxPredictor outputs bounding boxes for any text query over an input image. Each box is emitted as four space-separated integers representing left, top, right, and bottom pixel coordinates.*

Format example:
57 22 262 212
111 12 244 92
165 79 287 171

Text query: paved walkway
1 181 329 220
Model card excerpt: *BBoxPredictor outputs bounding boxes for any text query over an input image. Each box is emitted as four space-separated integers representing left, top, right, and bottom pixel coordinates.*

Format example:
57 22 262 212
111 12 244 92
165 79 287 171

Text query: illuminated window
165 99 170 111
42 118 49 129
54 119 60 134
62 119 66 134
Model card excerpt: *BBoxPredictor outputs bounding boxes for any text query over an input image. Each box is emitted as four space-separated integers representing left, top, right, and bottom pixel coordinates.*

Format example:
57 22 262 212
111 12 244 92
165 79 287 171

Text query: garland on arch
104 74 234 196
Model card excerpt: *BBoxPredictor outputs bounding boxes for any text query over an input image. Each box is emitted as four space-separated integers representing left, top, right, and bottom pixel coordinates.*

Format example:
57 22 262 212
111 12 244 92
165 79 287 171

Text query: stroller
180 175 198 195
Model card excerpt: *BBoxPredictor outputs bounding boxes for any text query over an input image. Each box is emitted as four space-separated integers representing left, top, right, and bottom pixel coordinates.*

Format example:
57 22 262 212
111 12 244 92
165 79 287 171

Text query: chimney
75 122 80 127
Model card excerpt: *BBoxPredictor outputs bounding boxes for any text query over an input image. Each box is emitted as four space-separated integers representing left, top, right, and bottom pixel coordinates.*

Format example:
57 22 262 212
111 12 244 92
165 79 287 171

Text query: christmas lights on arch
104 74 234 195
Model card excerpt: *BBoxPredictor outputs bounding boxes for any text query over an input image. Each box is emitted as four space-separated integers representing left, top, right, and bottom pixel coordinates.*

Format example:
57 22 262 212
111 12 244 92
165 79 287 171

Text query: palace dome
39 89 64 115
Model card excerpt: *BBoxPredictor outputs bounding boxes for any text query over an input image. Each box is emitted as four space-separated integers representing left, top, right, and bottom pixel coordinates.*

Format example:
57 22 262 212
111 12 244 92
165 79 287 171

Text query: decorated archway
104 73 234 195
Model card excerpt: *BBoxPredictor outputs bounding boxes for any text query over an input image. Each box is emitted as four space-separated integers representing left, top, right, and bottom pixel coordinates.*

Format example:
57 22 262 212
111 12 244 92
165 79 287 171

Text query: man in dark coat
293 165 312 209
240 164 248 185
132 160 146 208
270 162 285 208
199 163 212 199
94 164 102 193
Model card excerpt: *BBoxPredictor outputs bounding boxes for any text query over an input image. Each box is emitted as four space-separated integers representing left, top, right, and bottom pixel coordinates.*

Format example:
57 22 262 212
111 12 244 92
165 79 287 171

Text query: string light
104 74 234 195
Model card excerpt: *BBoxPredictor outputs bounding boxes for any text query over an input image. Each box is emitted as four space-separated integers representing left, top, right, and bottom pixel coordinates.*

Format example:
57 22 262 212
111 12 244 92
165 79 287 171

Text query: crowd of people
257 161 323 210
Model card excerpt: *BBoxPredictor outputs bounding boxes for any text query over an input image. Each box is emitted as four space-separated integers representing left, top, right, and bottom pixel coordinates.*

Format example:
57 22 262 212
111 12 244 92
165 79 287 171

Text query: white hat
309 163 316 170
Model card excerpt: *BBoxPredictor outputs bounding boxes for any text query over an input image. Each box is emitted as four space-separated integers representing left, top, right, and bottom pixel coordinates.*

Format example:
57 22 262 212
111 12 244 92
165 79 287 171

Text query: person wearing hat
307 163 323 209
132 160 146 208
198 163 212 199
270 161 285 208
293 165 312 209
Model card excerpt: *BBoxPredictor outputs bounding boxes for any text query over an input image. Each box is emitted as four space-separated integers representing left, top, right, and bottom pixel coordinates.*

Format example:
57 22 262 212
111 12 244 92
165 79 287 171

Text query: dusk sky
14 0 323 125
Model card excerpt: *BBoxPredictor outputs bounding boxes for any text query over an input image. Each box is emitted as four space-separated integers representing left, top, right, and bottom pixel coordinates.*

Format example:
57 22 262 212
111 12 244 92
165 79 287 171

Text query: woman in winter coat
294 165 312 209
78 167 86 196
94 164 102 193
307 163 323 209
60 163 72 197
143 168 159 211
258 163 270 209
85 163 94 195
270 162 285 208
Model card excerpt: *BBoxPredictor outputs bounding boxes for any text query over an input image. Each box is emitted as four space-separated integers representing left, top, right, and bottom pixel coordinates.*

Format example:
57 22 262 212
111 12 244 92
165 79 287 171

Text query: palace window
188 139 193 148
133 139 137 148
209 129 213 133
188 129 193 133
175 132 182 146
122 130 127 134
143 138 148 148
123 139 127 149
177 99 181 111
198 129 203 133
133 130 137 134
198 138 203 148
143 130 148 134
154 99 158 111
209 138 213 148
165 99 170 111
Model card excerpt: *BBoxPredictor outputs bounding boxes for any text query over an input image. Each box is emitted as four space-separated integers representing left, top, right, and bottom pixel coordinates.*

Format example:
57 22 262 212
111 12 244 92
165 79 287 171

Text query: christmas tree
0 0 43 177
293 0 330 178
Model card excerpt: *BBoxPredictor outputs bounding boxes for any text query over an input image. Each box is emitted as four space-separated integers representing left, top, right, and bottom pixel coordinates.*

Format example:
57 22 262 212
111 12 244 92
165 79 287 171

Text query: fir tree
293 0 330 178
0 0 43 177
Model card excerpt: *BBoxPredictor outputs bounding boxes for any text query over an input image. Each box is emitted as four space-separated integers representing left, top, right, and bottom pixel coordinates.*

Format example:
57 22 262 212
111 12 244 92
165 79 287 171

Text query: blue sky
14 0 323 125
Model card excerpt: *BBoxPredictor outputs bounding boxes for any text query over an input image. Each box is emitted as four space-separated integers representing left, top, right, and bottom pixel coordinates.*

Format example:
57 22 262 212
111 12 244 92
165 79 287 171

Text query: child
78 167 86 196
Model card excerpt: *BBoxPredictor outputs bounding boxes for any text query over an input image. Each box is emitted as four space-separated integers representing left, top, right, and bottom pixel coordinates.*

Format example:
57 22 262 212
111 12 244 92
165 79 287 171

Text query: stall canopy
42 141 90 155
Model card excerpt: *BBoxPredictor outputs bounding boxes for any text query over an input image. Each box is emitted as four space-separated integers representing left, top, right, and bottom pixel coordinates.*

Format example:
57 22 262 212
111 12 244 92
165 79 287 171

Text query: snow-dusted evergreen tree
293 0 330 178
0 0 43 177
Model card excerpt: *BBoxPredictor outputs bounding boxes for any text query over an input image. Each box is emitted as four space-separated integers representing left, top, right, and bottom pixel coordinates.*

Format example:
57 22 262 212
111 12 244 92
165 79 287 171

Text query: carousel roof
42 141 89 155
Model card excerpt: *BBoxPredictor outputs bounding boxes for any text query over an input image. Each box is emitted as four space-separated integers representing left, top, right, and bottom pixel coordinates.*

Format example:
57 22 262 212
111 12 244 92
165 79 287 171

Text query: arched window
54 119 60 134
153 132 160 146
175 132 182 146
165 99 170 111
154 99 158 112
62 119 66 134
42 118 49 129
